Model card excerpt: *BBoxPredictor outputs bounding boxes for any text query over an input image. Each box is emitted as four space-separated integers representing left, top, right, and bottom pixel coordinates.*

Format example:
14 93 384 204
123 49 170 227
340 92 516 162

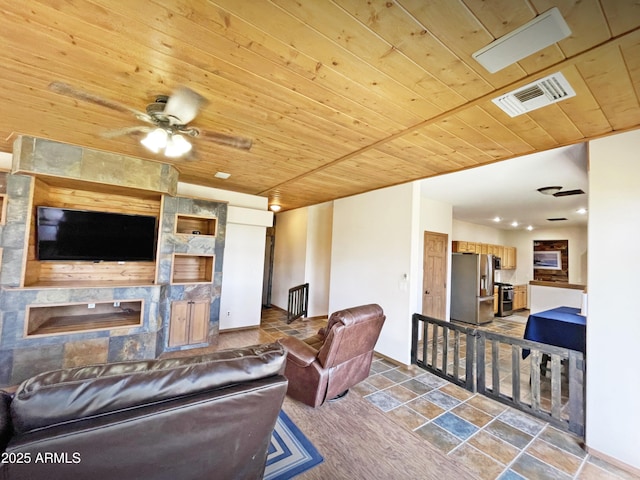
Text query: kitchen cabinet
513 285 527 311
168 300 210 347
452 241 517 270
452 241 475 253
503 246 517 270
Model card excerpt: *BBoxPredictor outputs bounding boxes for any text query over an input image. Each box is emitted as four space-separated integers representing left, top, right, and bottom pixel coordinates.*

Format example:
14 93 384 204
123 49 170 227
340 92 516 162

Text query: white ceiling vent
492 72 576 117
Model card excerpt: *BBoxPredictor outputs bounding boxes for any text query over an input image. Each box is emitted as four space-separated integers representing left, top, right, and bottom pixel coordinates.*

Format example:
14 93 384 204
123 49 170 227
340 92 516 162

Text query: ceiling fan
48 81 252 158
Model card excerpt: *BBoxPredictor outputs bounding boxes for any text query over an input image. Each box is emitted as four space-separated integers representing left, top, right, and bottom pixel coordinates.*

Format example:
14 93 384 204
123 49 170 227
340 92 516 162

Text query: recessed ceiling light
269 204 281 212
511 221 519 227
214 171 231 179
527 225 534 231
576 208 587 215
493 216 501 222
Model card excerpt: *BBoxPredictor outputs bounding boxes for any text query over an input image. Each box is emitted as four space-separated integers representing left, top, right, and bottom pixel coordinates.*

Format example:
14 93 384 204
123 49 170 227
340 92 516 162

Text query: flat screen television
36 206 157 262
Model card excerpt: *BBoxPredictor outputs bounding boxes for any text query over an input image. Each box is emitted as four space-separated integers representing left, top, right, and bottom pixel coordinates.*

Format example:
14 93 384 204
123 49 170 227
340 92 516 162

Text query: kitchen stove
495 282 514 317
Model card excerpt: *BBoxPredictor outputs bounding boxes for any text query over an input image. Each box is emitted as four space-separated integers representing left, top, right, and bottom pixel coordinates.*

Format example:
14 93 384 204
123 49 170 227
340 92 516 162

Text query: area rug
264 410 323 480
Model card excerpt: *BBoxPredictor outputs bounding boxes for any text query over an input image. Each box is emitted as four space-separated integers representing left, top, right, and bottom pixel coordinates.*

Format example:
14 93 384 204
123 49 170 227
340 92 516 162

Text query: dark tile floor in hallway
219 308 638 480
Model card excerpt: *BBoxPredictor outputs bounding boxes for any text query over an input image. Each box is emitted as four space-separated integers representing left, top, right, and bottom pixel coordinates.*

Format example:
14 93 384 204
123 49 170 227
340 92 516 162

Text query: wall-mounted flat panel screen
37 206 157 262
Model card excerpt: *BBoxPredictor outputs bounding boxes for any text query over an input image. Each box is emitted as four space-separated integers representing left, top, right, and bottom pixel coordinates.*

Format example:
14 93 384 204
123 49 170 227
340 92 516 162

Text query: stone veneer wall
157 196 227 352
0 173 163 387
0 138 226 388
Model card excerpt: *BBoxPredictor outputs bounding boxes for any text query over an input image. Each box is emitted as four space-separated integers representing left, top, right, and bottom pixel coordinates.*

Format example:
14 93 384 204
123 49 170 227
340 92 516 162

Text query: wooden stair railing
287 283 309 324
411 313 585 437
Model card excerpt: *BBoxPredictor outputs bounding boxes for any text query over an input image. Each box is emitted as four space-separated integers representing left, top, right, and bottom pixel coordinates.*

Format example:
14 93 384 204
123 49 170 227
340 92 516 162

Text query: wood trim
218 325 260 333
585 446 640 478
529 280 586 290
372 350 411 369
0 193 7 225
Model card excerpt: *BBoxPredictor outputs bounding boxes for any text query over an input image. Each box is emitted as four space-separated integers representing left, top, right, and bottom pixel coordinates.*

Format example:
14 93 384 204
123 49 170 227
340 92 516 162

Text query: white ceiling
420 144 588 231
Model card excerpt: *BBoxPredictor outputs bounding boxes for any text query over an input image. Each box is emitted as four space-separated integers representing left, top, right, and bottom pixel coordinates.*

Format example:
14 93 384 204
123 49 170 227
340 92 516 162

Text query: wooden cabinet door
169 301 190 347
169 300 210 347
520 286 527 310
504 247 516 269
512 285 527 310
189 301 210 344
454 241 468 252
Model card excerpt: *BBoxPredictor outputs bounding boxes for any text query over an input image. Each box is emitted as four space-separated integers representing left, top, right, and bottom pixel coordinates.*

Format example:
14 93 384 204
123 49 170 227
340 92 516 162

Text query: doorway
422 231 448 320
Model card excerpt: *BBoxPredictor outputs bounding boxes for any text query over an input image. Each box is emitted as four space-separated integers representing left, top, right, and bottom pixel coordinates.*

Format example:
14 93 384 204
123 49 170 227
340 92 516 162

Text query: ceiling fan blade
199 130 253 151
100 126 151 139
164 86 207 125
48 81 152 122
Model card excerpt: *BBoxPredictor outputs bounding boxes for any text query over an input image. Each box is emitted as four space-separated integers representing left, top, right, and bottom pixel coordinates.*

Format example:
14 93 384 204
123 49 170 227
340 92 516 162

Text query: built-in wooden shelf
26 300 143 337
171 254 214 284
0 193 6 225
175 214 217 237
22 177 162 288
16 280 160 290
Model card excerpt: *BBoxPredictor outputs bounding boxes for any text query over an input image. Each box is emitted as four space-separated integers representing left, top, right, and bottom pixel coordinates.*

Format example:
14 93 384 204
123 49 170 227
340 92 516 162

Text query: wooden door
169 301 190 347
422 231 448 320
169 300 210 347
189 301 210 344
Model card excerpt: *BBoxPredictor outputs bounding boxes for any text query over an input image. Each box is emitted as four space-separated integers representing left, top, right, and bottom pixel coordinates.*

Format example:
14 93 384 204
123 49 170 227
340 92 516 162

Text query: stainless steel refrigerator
451 253 495 325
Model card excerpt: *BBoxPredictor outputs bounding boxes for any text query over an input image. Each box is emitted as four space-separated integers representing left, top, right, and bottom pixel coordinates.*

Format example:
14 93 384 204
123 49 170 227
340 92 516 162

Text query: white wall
218 223 267 329
177 183 272 331
586 130 640 470
269 203 333 317
271 208 308 310
330 183 417 364
528 284 584 313
453 219 506 245
504 227 588 285
305 202 333 317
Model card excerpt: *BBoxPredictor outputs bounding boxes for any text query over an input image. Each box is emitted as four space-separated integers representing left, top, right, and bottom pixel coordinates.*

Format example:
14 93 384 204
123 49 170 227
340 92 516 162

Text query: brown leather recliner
278 304 385 407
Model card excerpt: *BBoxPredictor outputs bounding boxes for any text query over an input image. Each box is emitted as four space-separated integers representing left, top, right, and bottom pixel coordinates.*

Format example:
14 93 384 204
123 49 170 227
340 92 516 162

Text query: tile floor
229 308 638 480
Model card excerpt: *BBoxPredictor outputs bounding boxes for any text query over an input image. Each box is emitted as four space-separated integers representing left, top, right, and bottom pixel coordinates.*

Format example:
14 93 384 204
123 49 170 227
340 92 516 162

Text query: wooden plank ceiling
1 0 639 211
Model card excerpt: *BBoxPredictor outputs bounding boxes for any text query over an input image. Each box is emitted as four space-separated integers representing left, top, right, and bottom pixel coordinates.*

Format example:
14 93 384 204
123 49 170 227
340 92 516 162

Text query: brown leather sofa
0 343 287 480
278 304 385 407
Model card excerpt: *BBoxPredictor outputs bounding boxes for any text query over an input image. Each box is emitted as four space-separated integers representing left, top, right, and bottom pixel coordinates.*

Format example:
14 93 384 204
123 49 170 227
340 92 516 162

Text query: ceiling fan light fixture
140 128 168 153
537 185 563 195
164 133 192 158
